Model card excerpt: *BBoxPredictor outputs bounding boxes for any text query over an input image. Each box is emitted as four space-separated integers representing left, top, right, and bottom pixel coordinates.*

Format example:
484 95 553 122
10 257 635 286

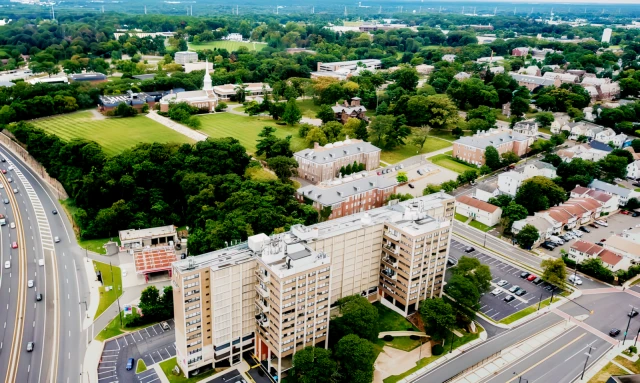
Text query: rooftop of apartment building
172 193 454 274
294 138 380 164
119 224 176 241
454 128 529 150
297 173 397 205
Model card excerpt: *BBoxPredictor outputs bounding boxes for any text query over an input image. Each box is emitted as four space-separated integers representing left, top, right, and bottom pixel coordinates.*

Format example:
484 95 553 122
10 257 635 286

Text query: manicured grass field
188 40 266 52
95 312 125 341
588 362 627 383
136 359 148 374
455 213 468 223
196 113 306 154
430 154 479 174
469 220 494 232
245 166 277 182
380 138 452 164
160 357 217 383
93 261 123 320
374 303 422 353
296 99 321 119
32 111 194 156
499 297 551 325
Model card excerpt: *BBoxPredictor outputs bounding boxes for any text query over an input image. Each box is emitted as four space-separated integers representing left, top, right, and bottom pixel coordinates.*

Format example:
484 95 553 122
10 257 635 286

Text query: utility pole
449 330 454 353
537 291 544 311
581 346 596 380
624 307 636 345
634 327 640 348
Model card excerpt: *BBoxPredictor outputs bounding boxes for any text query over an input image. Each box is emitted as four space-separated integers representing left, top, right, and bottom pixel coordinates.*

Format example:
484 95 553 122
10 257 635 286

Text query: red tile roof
586 190 612 203
599 249 623 266
456 195 500 213
571 240 603 256
571 186 590 195
134 247 178 274
545 209 574 224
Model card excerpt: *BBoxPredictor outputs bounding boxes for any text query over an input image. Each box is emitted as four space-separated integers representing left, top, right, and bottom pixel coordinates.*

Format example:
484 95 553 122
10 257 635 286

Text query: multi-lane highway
0 144 91 383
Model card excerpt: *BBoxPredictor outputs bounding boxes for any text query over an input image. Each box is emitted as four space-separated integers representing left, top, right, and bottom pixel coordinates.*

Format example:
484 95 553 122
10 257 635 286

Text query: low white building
118 225 178 250
521 161 557 179
498 171 525 196
512 215 554 245
589 179 638 206
455 195 502 227
442 54 457 62
454 72 471 81
512 120 539 138
594 128 627 148
415 64 435 75
570 185 619 214
474 182 499 202
175 51 199 65
628 160 640 180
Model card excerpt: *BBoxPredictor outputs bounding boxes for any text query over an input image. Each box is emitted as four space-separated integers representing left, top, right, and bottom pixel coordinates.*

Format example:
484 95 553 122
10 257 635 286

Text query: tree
0 105 15 124
397 172 408 183
510 96 530 118
391 66 419 92
488 194 513 208
291 347 337 383
466 105 497 127
235 84 247 103
343 118 363 139
269 102 286 120
334 335 376 383
446 274 481 310
412 125 432 151
515 176 567 214
417 95 459 130
369 115 395 146
515 224 539 249
419 298 456 340
384 121 411 149
535 112 555 127
376 101 389 116
611 149 634 165
282 98 302 125
466 119 492 134
452 256 492 293
598 154 629 182
114 102 137 117
322 121 344 143
541 258 567 288
139 285 162 318
267 156 298 182
502 202 528 228
457 170 478 185
316 104 336 123
256 126 292 158
501 151 520 166
452 127 463 138
305 127 328 146
441 180 459 193
484 146 501 170
331 295 379 342
423 184 442 195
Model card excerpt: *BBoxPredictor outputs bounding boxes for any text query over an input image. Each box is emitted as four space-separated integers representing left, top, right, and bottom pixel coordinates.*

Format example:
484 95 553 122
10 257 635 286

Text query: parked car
569 275 583 285
515 289 527 296
491 288 502 296
596 242 604 246
408 183 415 189
497 280 508 287
579 226 590 233
621 210 631 215
549 236 564 245
533 277 543 285
571 230 583 238
417 169 424 176
596 220 608 227
600 238 607 242
610 328 621 337
464 246 475 253
160 321 171 330
634 182 640 187
634 212 640 218
520 272 530 279
447 257 458 266
562 234 573 242
527 274 537 281
508 285 520 293
126 358 135 371
504 295 515 302
541 242 556 251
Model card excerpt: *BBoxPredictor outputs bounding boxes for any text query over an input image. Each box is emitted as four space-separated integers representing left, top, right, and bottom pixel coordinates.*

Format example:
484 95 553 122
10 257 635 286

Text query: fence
0 130 69 199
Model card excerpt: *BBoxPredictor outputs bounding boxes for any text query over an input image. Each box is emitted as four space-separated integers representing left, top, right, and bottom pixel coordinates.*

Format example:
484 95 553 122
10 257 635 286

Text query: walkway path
145 111 208 141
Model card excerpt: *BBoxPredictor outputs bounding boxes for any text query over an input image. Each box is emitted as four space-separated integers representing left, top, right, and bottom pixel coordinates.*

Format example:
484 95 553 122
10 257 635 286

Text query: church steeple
203 59 212 91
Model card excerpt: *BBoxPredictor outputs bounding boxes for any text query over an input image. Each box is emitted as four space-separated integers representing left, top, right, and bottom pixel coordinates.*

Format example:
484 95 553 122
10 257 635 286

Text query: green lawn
32 111 195 156
383 327 482 383
136 359 148 374
455 213 468 223
93 261 123 319
95 312 125 341
469 220 494 232
492 108 510 122
245 166 277 182
614 355 640 374
539 127 552 135
160 357 218 383
296 99 321 119
381 138 452 164
196 113 306 155
60 199 118 254
188 40 266 52
430 154 478 174
588 362 627 383
499 297 552 325
374 302 422 352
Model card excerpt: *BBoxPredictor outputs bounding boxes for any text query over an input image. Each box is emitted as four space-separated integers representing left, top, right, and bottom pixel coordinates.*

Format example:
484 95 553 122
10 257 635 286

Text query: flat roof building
119 225 178 250
171 193 455 380
453 128 534 166
175 51 199 65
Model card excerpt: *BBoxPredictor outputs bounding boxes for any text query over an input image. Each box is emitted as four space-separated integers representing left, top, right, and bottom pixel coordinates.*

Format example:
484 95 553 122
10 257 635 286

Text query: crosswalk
7 159 54 251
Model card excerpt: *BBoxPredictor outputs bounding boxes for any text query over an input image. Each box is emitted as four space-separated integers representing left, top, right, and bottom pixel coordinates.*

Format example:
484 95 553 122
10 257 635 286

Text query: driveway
98 319 176 383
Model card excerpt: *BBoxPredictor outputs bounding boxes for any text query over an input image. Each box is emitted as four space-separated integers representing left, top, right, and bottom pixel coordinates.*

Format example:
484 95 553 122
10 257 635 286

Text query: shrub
383 335 394 341
214 102 228 112
629 346 637 354
432 344 444 355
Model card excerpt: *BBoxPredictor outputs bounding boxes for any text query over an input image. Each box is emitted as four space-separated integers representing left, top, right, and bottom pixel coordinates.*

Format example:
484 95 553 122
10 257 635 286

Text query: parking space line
149 353 156 364
145 328 151 338
152 326 158 335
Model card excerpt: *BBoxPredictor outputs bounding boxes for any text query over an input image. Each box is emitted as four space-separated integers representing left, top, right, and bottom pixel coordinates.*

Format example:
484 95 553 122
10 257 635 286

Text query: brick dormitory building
170 193 455 379
452 128 534 166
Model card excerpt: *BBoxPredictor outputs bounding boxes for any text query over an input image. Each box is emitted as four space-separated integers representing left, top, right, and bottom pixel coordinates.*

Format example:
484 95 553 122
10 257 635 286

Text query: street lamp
581 346 596 380
634 327 640 348
623 306 636 345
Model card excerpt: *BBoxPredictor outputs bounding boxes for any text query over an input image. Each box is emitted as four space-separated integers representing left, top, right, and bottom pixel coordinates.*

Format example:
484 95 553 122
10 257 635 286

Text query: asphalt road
0 145 91 383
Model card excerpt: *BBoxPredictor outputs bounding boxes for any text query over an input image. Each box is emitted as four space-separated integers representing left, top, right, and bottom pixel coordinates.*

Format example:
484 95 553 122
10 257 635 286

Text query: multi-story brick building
171 193 455 380
296 174 398 220
452 129 533 166
294 138 381 184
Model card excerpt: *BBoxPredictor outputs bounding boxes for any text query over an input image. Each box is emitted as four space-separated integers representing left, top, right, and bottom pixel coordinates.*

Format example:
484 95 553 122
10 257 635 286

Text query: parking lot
98 319 176 383
449 239 561 321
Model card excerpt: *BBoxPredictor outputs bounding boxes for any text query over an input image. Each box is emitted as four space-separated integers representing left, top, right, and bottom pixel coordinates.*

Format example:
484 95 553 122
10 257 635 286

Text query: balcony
384 243 400 255
385 230 400 241
255 284 269 298
382 256 398 268
256 299 270 314
381 268 397 280
255 269 270 283
255 313 270 328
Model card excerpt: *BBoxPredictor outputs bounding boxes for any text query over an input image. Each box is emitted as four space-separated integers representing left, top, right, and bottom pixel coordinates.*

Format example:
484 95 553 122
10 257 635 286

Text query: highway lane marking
564 340 598 362
507 332 587 383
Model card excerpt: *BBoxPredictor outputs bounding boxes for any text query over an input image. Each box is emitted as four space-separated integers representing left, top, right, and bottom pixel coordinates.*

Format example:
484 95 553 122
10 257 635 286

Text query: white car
596 220 608 227
9 222 15 229
491 288 502 296
497 280 508 287
571 230 583 238
8 166 13 171
569 275 583 285
13 188 18 194
0 184 4 189
54 236 60 243
4 261 9 269
27 280 34 288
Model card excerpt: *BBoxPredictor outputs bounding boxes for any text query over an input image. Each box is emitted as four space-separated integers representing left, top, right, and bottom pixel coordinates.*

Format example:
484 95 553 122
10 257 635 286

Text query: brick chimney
351 97 361 107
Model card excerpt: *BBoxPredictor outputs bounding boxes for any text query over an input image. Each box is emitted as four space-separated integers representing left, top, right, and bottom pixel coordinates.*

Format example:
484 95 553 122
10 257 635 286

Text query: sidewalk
146 111 208 141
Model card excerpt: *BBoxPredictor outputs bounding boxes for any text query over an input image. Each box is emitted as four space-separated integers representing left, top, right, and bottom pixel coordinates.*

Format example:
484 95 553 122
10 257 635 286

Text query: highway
0 145 91 383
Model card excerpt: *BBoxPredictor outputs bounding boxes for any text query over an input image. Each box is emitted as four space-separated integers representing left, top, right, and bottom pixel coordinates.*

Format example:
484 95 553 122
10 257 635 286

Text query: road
0 145 91 383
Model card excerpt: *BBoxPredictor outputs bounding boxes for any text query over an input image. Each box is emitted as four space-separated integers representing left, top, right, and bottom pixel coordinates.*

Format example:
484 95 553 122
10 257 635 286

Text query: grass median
160 357 218 383
93 261 123 319
499 297 552 325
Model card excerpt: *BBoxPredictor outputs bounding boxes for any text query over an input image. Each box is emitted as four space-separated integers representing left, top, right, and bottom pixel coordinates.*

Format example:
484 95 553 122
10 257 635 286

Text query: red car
601 239 607 242
621 210 630 215
1 169 6 174
527 274 537 281
11 242 17 249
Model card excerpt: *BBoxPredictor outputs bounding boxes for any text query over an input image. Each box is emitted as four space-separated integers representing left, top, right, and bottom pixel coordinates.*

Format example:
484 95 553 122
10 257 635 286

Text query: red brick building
452 128 534 166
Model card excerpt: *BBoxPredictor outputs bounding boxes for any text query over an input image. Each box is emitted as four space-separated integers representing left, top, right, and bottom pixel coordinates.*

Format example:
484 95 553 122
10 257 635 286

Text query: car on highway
26 342 34 352
0 184 3 189
464 246 475 253
508 285 520 293
7 177 12 183
52 210 57 215
36 293 42 302
54 236 60 243
12 188 17 194
610 328 621 337
4 261 9 269
527 274 537 281
126 358 135 371
520 272 530 279
0 158 5 162
8 166 13 171
491 288 502 296
515 289 527 296
503 295 515 302
11 241 17 249
27 280 34 288
9 222 14 229
497 280 508 287
629 309 639 318
3 199 8 204
1 169 6 174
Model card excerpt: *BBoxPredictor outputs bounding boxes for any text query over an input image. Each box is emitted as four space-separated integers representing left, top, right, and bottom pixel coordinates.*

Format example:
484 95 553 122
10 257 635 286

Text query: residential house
598 82 621 101
511 215 554 245
455 195 502 227
509 73 560 91
589 179 637 206
594 128 627 148
296 174 397 220
442 54 457 63
511 47 530 57
568 240 604 263
570 185 619 213
563 121 606 140
521 161 557 179
477 56 505 64
489 66 505 74
603 235 640 263
550 121 562 134
332 98 368 123
512 120 539 138
415 64 435 75
627 160 640 179
497 171 525 196
622 227 640 244
542 72 579 84
454 72 471 81
474 182 499 202
452 128 534 166
557 142 612 163
581 77 611 86
521 66 541 77
294 138 381 184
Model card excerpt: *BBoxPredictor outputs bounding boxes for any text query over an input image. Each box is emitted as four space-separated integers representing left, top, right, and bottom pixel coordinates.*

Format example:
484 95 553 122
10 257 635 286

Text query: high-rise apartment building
171 193 455 380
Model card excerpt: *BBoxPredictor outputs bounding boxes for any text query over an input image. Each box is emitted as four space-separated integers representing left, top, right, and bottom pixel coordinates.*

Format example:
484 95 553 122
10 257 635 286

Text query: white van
568 274 582 285
549 236 565 245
